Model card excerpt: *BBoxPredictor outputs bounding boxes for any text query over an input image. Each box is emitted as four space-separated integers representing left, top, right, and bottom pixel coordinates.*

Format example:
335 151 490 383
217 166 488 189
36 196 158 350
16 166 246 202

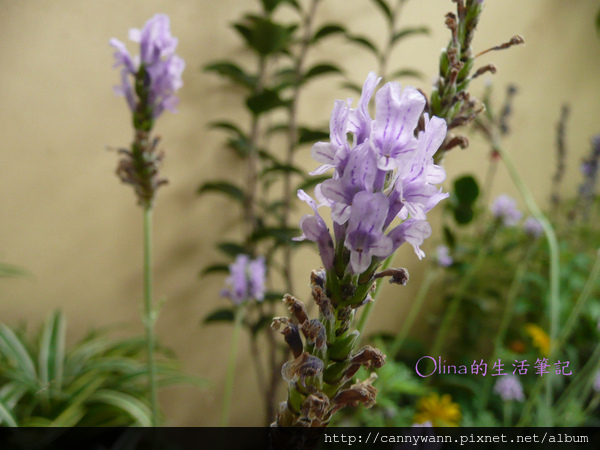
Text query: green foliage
447 174 480 225
0 311 205 427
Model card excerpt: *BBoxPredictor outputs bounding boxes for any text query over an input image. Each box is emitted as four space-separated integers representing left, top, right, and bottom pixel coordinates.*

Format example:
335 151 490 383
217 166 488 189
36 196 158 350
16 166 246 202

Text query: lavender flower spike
221 254 266 304
110 14 185 122
491 194 522 226
436 245 453 267
523 216 543 238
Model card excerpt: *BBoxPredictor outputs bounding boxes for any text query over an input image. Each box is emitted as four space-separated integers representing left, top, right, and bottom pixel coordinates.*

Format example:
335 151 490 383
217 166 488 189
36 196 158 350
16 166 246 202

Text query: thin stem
493 139 561 426
480 244 535 410
143 206 159 427
503 401 512 427
220 304 246 427
355 255 394 343
389 267 437 356
429 241 488 360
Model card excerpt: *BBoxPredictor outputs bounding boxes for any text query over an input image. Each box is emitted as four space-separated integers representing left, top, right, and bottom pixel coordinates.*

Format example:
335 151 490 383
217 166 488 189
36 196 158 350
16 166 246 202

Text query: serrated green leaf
203 62 256 89
391 26 430 44
346 34 379 56
197 181 245 204
304 63 343 80
89 390 152 427
216 242 247 257
246 89 287 116
371 0 392 24
199 263 230 278
203 308 236 324
296 175 330 192
454 175 480 204
312 24 346 43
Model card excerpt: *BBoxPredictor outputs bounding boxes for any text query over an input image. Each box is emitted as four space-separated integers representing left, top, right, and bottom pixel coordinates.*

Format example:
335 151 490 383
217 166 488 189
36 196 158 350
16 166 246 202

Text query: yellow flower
413 393 461 427
525 323 550 356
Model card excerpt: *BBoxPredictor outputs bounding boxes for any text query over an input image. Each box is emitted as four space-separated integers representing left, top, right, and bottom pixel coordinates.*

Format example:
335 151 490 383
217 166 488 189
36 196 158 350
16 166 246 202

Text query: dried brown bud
272 317 304 358
301 391 331 424
330 373 378 415
373 268 410 285
444 135 470 151
472 63 497 80
301 319 327 350
282 352 325 386
350 346 386 369
283 294 309 325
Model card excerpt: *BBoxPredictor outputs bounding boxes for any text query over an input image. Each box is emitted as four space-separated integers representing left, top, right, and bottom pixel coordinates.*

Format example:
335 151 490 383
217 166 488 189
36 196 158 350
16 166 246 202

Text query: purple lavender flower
110 14 185 121
491 194 522 226
298 72 447 277
344 192 393 273
494 375 525 402
436 245 453 267
523 216 543 238
221 254 266 305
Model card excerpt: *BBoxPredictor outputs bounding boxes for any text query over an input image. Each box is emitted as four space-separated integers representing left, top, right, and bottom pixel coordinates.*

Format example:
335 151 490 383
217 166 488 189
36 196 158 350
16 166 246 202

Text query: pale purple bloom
387 219 432 259
344 192 393 273
436 245 453 267
494 375 525 402
491 194 522 226
412 421 433 427
221 255 266 304
110 14 185 119
293 190 335 269
523 216 543 238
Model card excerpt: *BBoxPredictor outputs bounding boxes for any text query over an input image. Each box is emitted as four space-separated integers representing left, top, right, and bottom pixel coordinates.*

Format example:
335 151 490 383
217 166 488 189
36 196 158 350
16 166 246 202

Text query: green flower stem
220 304 246 427
503 401 512 427
493 139 561 426
355 255 394 344
480 244 535 410
389 267 437 357
429 242 488 362
143 206 159 427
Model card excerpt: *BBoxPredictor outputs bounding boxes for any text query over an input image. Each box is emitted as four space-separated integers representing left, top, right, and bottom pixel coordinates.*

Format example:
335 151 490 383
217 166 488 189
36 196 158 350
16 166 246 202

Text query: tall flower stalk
273 72 448 427
109 14 185 427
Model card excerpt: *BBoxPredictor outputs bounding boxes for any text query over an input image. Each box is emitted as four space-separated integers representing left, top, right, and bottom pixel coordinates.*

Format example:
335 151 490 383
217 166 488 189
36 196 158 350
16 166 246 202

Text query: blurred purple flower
221 254 266 305
491 194 522 226
494 375 525 402
110 14 185 119
523 216 543 238
436 245 453 267
594 370 600 392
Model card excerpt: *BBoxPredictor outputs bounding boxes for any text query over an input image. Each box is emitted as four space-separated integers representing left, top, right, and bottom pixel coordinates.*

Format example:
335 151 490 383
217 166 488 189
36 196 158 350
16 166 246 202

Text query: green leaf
453 203 475 225
234 16 296 56
250 226 300 243
391 26 430 44
38 310 66 392
209 121 247 140
340 81 362 95
203 308 236 324
443 225 456 248
199 263 230 277
297 175 330 192
263 292 285 302
596 8 600 37
298 127 329 144
216 242 247 257
49 403 86 427
250 316 273 336
197 181 245 204
346 34 379 56
312 24 346 43
0 398 18 427
0 323 37 386
388 68 425 80
0 263 30 278
89 390 152 427
246 88 287 116
203 62 256 89
304 63 343 80
371 0 392 24
454 175 480 204
260 163 304 178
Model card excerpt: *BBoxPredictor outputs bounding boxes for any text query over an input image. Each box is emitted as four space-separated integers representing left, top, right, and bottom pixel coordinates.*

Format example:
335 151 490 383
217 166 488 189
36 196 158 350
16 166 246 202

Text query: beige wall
1 0 599 426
